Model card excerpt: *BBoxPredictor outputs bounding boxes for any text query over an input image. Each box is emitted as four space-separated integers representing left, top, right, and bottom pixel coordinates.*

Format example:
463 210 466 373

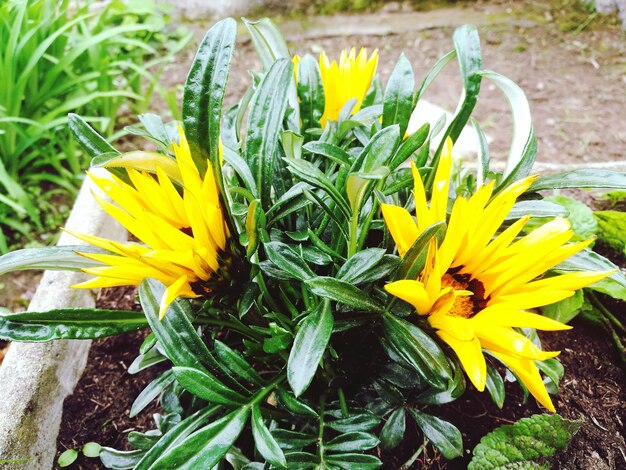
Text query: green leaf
264 241 315 280
68 113 119 158
392 221 446 281
326 412 380 433
282 131 304 160
468 413 582 469
485 363 505 409
410 409 463 460
306 277 383 312
83 442 102 458
146 408 249 470
130 371 176 418
251 405 287 467
182 17 236 175
284 157 351 218
296 54 324 131
172 367 247 406
382 313 452 389
303 141 351 166
214 340 264 386
389 122 429 171
287 301 333 397
275 387 318 417
505 200 568 221
57 449 78 468
0 245 105 276
380 408 406 450
382 53 414 137
541 289 584 324
326 432 379 452
135 406 220 470
594 210 626 253
529 169 626 192
246 59 293 208
336 248 386 284
139 279 222 376
325 454 382 470
0 309 146 342
353 125 400 173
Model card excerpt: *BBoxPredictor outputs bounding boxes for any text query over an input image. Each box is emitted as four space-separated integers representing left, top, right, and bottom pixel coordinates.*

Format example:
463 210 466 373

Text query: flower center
441 272 489 319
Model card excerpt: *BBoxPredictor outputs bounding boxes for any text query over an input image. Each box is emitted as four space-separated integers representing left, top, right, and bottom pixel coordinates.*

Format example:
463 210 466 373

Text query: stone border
0 177 125 470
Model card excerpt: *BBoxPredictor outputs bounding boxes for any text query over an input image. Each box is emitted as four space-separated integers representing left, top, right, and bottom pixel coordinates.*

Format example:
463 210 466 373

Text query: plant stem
317 393 327 467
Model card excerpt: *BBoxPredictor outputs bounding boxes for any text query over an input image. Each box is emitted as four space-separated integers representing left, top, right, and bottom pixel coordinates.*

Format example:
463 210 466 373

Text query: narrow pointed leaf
251 405 287 467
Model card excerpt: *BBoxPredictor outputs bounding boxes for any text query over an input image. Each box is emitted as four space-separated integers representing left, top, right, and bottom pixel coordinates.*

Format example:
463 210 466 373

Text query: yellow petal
437 329 486 391
159 275 191 320
384 279 432 314
380 203 418 257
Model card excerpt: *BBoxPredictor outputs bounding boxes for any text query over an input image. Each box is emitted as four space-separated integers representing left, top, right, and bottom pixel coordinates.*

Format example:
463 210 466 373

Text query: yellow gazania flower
318 48 378 128
68 127 229 319
381 139 611 412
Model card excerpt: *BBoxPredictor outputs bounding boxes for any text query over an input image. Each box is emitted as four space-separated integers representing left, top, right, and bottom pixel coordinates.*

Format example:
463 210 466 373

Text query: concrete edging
0 177 125 470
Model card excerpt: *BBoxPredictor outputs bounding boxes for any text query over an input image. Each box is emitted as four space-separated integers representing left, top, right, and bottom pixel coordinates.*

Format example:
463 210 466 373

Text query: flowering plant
2 17 625 468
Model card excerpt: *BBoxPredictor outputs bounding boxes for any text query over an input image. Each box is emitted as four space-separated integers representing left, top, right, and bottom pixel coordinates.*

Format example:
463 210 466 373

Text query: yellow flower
381 139 611 412
318 48 378 128
68 127 229 319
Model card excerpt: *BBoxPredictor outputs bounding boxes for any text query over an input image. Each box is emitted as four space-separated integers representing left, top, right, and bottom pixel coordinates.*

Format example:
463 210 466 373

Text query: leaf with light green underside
69 113 119 158
0 245 106 276
541 288 584 324
485 363 505 409
130 371 175 418
287 301 333 397
529 169 626 192
468 413 582 470
336 248 386 284
547 195 597 241
594 210 626 254
172 366 248 406
380 408 406 449
264 241 314 281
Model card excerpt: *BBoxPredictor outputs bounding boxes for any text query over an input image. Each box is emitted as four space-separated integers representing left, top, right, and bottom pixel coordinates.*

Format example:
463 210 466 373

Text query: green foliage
0 0 190 251
594 210 626 254
3 15 620 469
469 414 582 469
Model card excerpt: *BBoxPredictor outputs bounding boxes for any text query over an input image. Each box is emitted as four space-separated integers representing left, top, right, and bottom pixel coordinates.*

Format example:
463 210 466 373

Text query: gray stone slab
0 177 125 469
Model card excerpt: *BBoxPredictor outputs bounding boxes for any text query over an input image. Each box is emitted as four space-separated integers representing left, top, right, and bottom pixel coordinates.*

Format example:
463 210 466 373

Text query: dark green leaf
336 248 386 284
541 289 584 324
389 123 429 170
392 221 446 281
172 367 247 406
128 431 161 451
264 241 314 281
325 454 382 470
273 430 318 451
382 53 414 137
594 210 626 253
182 18 236 174
149 407 249 470
382 313 452 389
139 279 222 376
0 309 146 342
275 387 318 416
468 414 582 469
326 412 380 433
246 59 293 208
326 432 379 452
214 340 264 385
410 409 463 460
251 405 286 467
485 363 505 409
128 348 167 374
380 408 406 449
306 277 383 312
287 301 333 396
296 54 324 131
